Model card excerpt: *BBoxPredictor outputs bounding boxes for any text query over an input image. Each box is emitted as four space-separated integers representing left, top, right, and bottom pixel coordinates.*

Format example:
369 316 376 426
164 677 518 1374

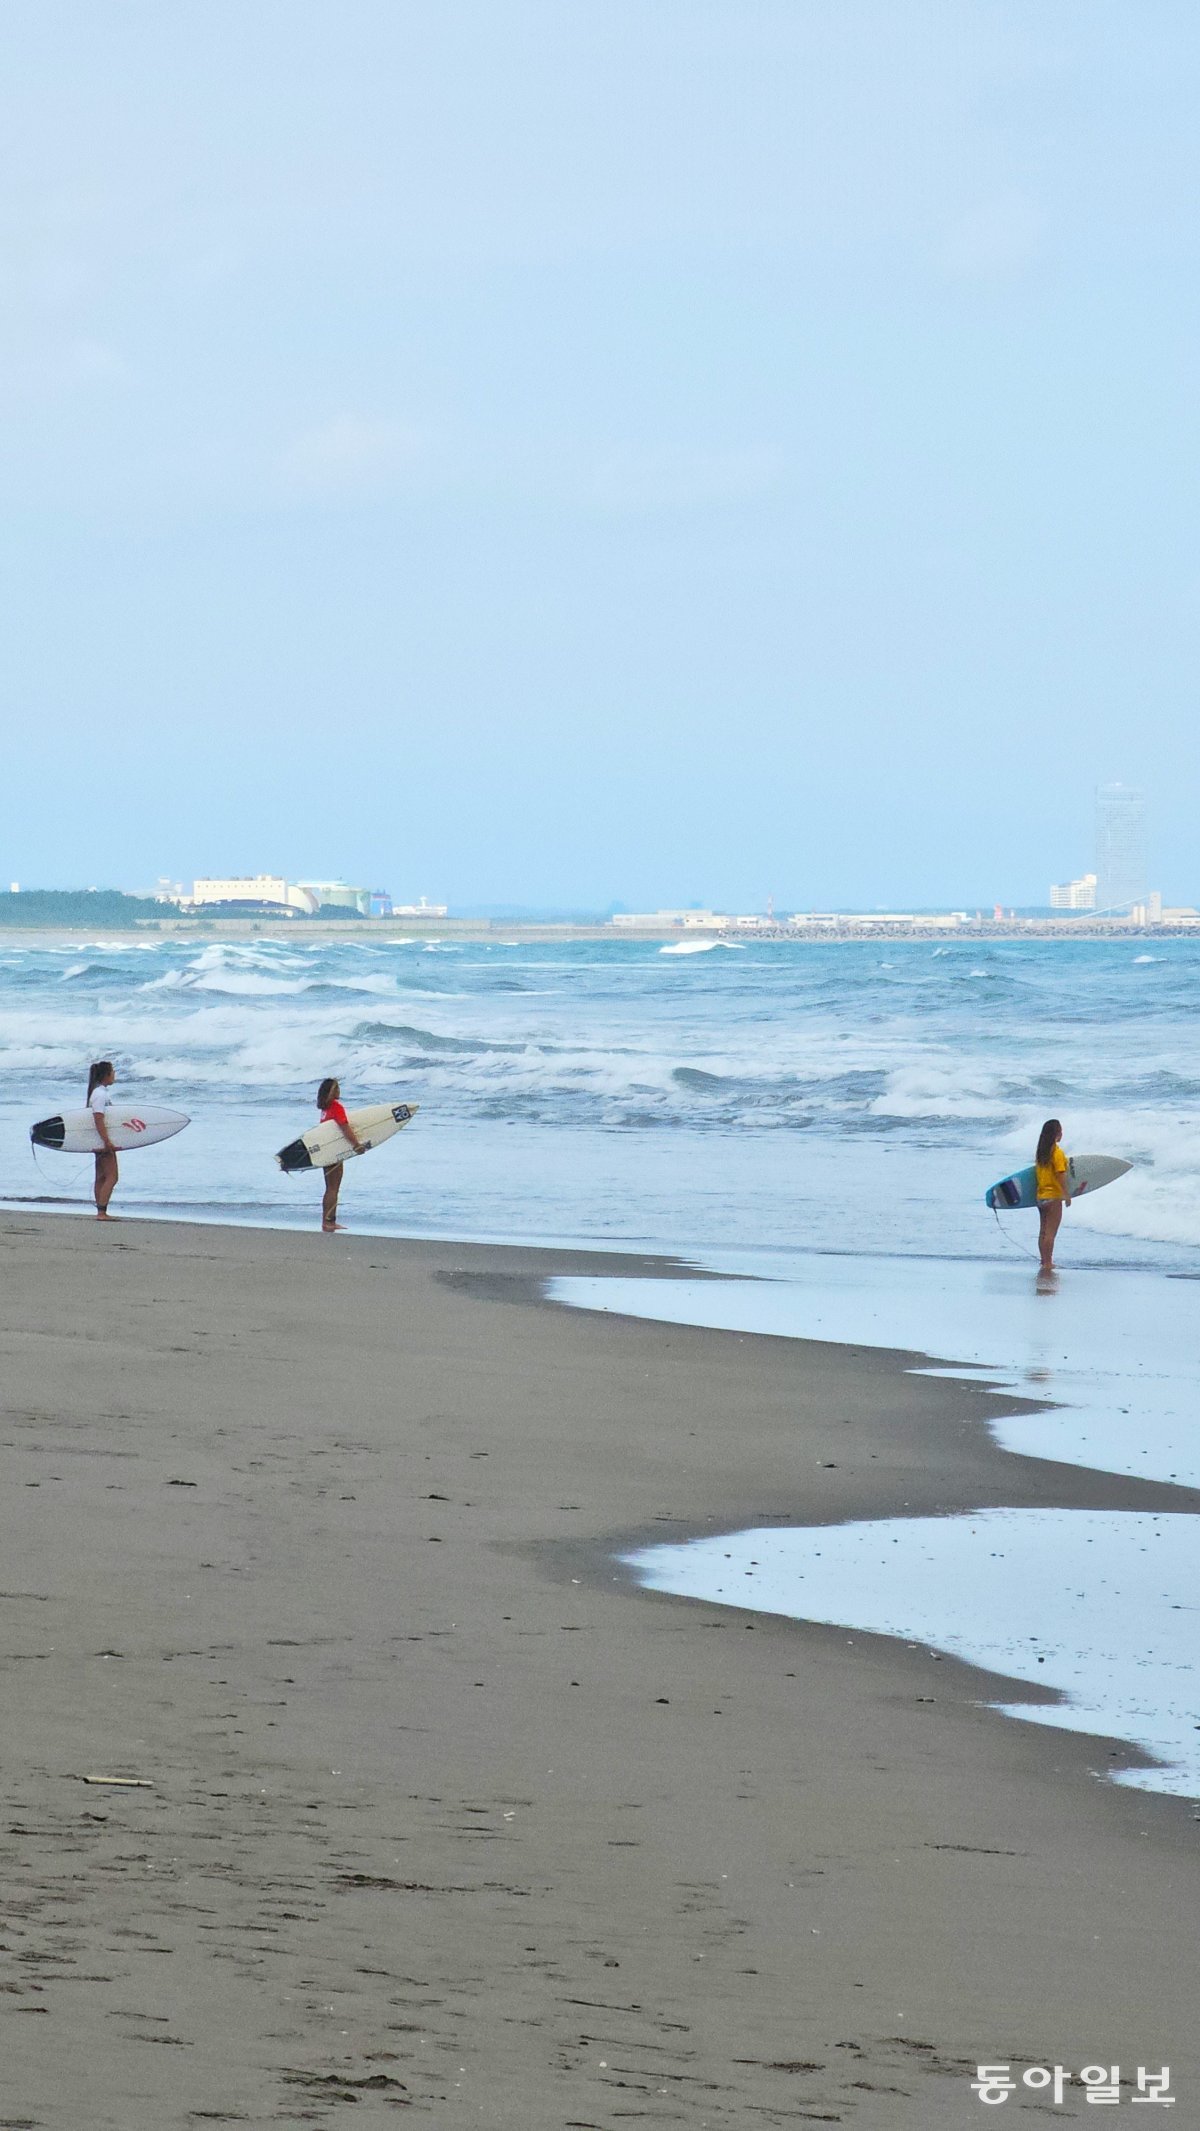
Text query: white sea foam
322 974 399 996
192 973 314 997
76 939 160 952
659 938 746 955
6 933 1200 1257
870 1060 1013 1121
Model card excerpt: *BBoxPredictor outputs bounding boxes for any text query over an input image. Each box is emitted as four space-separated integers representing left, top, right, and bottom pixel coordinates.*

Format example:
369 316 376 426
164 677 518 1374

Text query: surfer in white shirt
87 1060 119 1218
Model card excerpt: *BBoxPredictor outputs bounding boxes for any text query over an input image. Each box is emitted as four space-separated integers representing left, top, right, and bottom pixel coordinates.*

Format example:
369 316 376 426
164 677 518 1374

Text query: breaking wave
3 931 1200 1255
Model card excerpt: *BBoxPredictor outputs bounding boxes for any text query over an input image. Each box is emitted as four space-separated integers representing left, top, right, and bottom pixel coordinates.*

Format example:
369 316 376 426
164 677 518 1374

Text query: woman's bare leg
95 1150 118 1218
1038 1200 1062 1270
322 1161 343 1231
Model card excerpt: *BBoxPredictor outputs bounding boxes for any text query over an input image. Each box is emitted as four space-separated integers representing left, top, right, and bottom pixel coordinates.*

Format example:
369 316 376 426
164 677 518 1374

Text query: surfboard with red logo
30 1105 191 1153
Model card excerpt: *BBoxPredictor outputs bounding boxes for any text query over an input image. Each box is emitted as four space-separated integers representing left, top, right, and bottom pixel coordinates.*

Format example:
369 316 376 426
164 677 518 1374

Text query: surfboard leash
991 1204 1040 1261
29 1138 92 1202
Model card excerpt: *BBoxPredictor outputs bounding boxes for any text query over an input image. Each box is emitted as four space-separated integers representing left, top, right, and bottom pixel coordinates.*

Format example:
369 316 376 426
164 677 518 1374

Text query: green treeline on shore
0 890 163 927
0 891 368 927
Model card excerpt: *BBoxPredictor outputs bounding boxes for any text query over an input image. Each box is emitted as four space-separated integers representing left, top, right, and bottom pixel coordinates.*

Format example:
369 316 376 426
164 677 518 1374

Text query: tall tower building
1094 784 1146 913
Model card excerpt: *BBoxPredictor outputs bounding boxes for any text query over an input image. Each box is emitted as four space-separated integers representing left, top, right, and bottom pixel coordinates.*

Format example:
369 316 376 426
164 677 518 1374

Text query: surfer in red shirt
317 1077 365 1231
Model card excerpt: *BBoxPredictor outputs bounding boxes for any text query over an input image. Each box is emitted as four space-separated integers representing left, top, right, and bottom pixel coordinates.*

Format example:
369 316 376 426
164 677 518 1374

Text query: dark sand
1 1211 1196 2127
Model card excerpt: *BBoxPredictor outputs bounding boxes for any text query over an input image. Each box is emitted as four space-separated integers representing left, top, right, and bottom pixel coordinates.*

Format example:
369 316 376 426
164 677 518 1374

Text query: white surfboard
276 1101 418 1173
985 1153 1131 1211
31 1104 191 1154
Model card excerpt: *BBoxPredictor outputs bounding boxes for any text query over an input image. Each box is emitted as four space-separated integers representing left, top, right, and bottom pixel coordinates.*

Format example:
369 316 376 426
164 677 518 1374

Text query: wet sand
1 1210 1197 2127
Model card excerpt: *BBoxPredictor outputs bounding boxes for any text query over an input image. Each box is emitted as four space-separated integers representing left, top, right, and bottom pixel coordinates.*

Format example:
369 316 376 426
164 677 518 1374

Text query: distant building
188 875 318 914
296 880 371 915
787 911 969 931
850 912 966 929
611 909 727 930
1050 873 1097 911
1095 784 1146 913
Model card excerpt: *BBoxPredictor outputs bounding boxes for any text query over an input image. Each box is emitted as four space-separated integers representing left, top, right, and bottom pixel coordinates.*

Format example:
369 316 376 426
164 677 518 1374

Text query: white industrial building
181 877 429 919
1049 873 1097 911
187 876 319 914
611 909 728 931
296 880 371 915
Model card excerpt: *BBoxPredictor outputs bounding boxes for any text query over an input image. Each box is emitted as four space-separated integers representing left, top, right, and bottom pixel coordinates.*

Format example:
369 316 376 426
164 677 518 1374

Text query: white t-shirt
90 1084 113 1114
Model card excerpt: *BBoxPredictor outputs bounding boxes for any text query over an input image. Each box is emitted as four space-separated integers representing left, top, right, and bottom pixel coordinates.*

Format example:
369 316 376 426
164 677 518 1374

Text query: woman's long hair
1036 1118 1062 1169
317 1076 339 1110
87 1060 114 1102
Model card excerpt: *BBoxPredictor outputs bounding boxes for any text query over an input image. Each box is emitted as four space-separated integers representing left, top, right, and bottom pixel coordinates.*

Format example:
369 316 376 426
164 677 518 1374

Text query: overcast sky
3 3 1197 908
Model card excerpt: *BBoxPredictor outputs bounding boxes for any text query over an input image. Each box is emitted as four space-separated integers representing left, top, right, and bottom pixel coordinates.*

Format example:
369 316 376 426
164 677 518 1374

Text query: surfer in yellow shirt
1035 1117 1072 1272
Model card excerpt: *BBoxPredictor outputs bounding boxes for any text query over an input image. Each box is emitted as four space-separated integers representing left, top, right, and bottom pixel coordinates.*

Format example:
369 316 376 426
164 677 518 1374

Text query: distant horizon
1 884 1193 925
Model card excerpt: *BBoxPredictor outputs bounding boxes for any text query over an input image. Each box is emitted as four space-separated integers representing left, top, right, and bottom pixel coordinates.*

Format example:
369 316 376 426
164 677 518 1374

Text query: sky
2 1 1198 910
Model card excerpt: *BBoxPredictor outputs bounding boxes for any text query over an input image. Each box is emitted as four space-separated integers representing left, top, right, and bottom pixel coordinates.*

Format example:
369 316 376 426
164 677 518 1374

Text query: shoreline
1 918 1197 943
3 1210 1198 2123
3 1189 1191 1278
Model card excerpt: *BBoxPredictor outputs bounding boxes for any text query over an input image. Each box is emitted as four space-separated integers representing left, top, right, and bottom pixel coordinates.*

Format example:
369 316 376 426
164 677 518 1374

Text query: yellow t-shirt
1035 1144 1069 1201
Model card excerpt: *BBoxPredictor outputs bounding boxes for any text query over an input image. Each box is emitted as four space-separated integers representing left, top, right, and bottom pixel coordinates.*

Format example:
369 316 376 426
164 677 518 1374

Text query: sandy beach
2 1211 1197 2128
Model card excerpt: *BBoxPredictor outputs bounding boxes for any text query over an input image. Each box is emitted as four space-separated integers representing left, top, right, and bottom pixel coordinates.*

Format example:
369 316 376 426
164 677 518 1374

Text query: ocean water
2 929 1199 1263
5 928 1200 1794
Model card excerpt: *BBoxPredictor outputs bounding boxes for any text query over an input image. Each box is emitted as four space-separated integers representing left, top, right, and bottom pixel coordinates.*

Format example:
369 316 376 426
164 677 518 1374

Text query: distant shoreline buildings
2 885 1199 938
1095 782 1146 913
1049 872 1097 912
186 874 321 915
611 902 1200 936
1050 784 1174 921
179 876 447 920
8 818 1198 938
612 907 976 934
